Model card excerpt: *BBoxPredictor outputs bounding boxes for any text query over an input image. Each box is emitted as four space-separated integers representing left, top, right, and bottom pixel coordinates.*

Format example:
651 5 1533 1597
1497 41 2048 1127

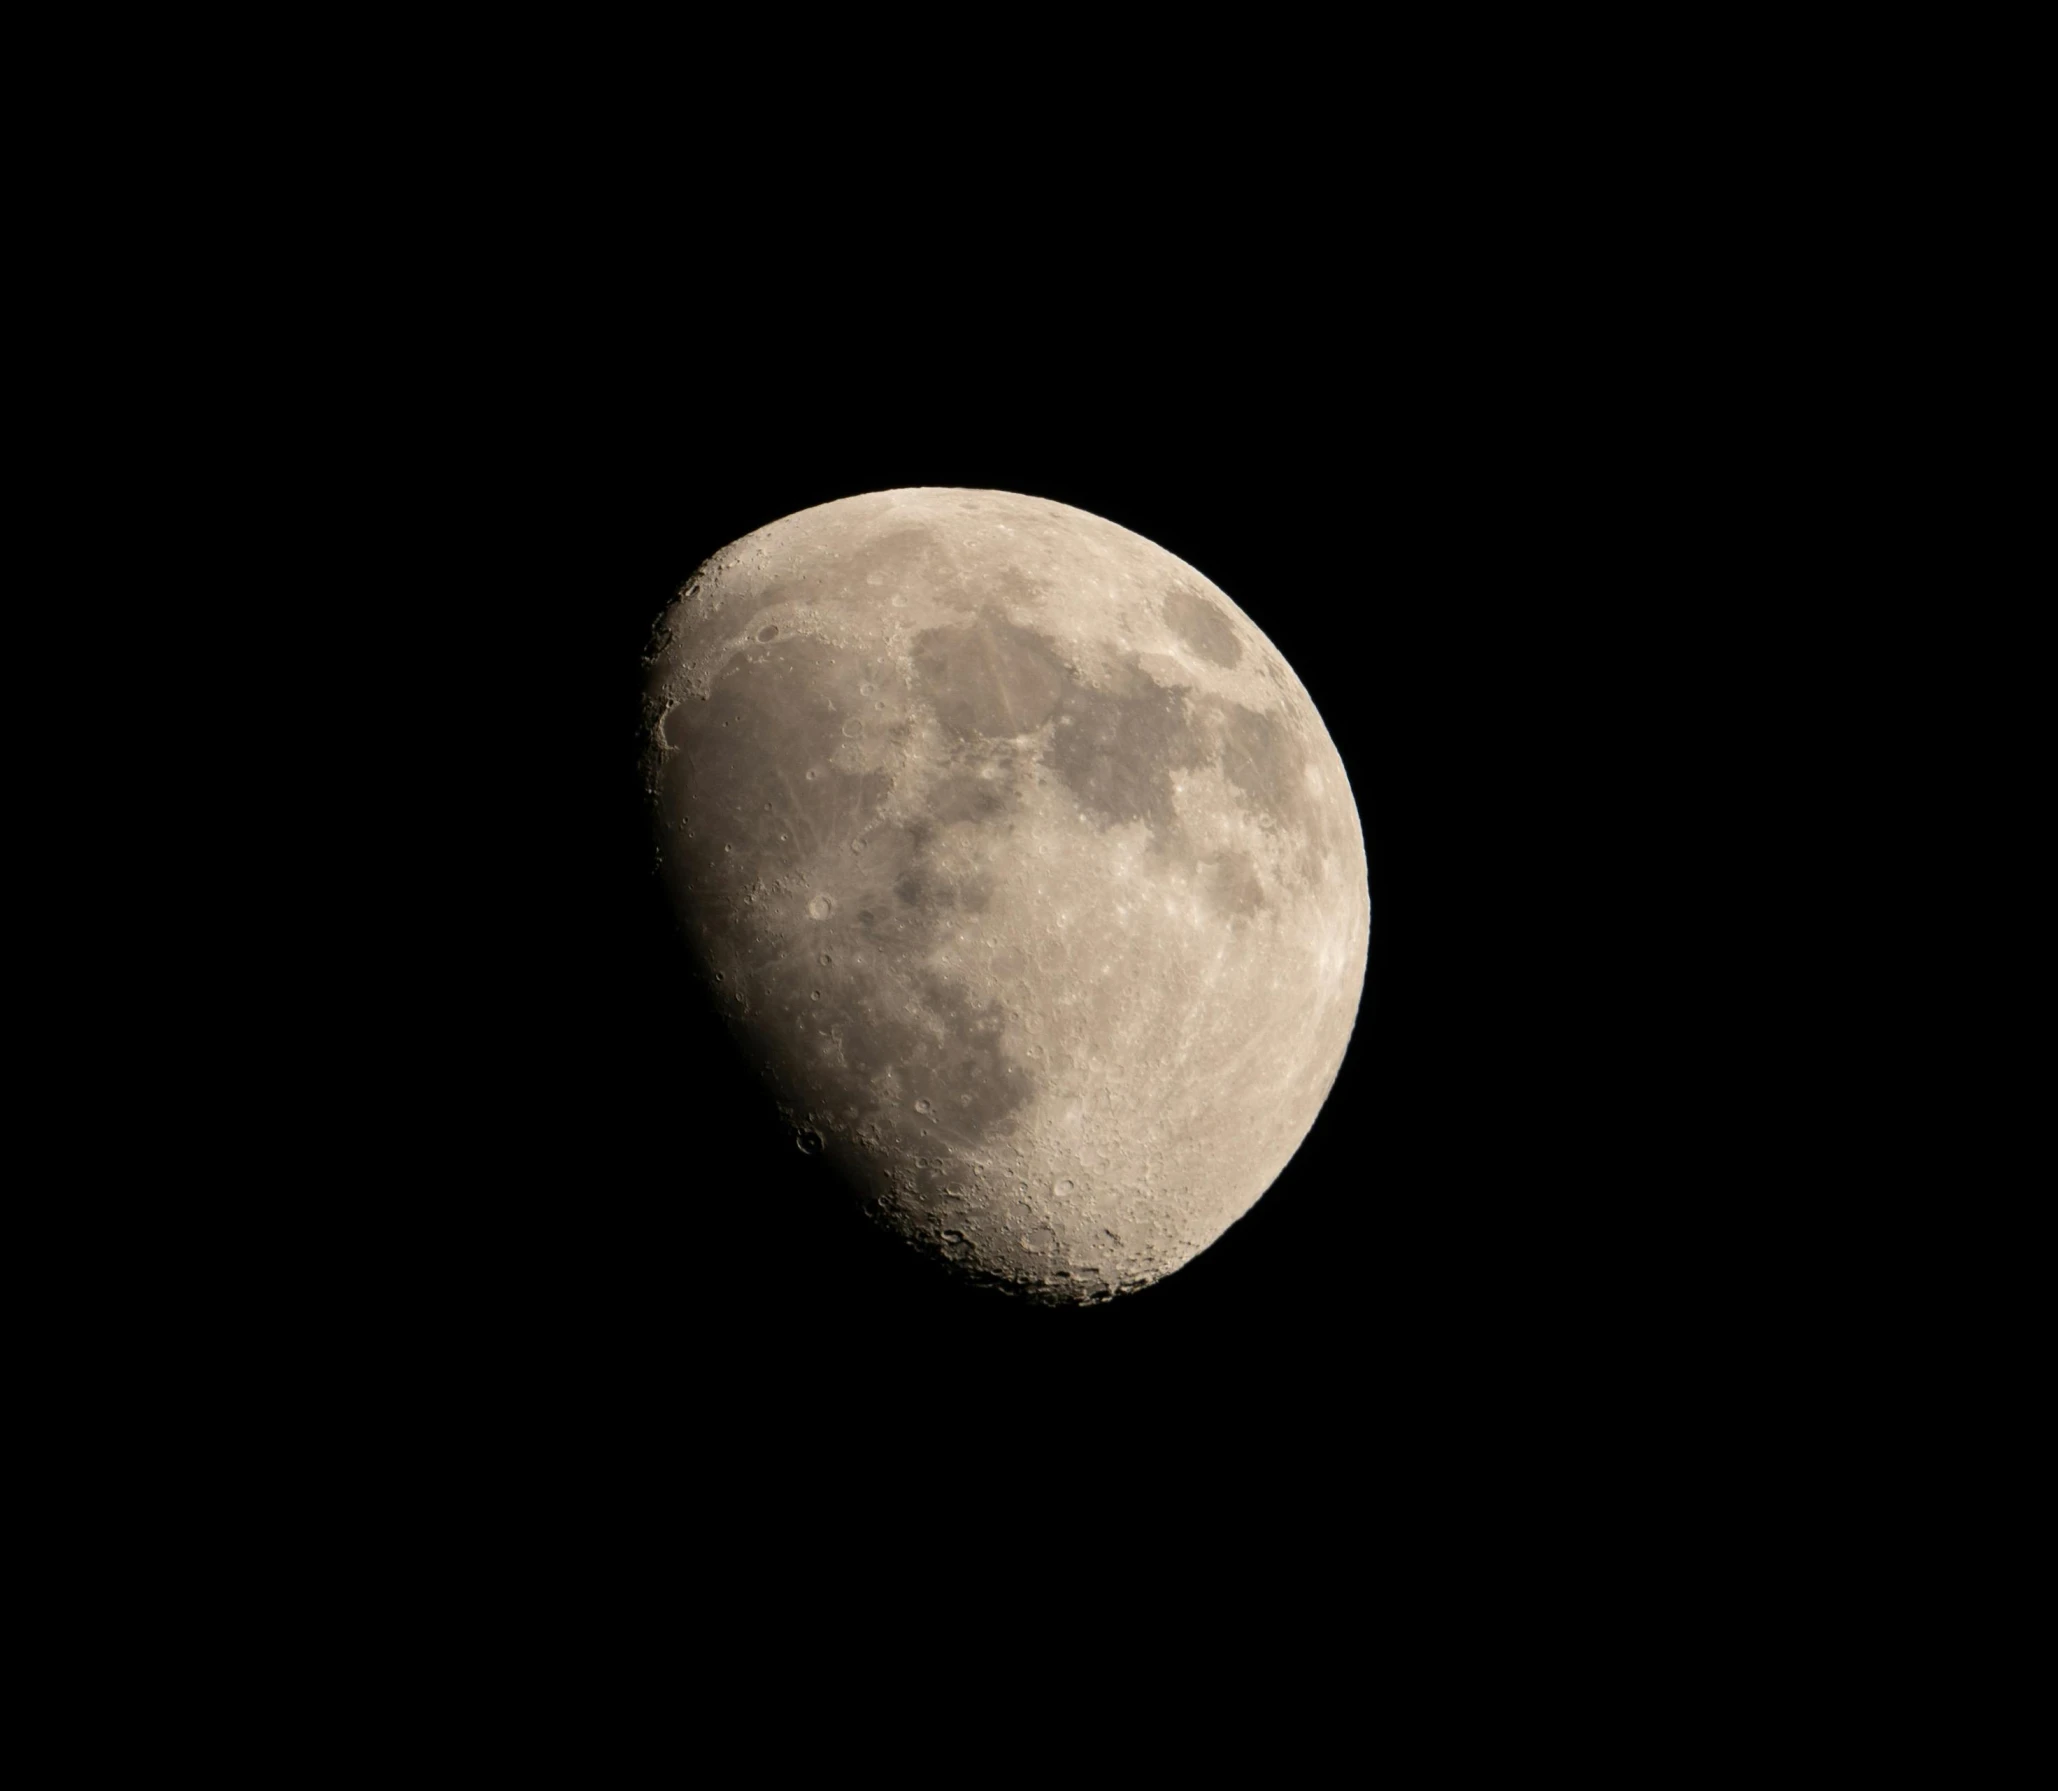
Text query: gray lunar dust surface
641 488 1369 1303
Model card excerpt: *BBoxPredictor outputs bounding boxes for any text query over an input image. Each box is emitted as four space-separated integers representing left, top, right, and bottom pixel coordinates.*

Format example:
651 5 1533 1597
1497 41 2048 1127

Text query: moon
640 489 1369 1303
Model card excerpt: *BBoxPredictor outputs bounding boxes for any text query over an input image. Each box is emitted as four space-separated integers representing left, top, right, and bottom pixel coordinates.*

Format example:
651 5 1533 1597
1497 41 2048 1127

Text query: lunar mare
640 488 1369 1304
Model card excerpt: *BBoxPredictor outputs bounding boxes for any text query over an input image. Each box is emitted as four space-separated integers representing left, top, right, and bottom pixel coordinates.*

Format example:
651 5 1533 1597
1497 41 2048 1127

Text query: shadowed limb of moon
641 488 1369 1304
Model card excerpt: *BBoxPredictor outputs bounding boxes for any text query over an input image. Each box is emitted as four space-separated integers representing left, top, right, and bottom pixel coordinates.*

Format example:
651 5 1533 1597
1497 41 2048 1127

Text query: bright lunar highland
641 489 1369 1303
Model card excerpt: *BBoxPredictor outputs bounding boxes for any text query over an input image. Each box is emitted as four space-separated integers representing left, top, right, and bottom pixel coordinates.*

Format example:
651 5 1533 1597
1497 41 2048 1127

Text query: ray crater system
640 488 1370 1304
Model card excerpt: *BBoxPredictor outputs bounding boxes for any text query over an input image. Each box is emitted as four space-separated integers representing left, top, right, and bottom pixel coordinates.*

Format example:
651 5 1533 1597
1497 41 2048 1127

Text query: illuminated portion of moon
640 489 1369 1303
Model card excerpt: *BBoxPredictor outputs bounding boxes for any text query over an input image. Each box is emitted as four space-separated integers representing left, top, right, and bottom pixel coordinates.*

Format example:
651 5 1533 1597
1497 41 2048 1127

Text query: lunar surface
640 489 1369 1304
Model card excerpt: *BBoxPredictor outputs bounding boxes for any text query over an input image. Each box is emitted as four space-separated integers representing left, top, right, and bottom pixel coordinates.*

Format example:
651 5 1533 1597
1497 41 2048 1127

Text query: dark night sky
87 52 1836 1684
160 54 1842 1686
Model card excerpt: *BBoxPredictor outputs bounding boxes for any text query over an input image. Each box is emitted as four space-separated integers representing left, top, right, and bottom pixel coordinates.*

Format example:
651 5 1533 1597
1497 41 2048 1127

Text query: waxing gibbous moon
640 489 1369 1303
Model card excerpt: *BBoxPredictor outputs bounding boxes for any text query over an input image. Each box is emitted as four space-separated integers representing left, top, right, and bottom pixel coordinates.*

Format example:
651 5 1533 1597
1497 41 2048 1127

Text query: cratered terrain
641 488 1369 1303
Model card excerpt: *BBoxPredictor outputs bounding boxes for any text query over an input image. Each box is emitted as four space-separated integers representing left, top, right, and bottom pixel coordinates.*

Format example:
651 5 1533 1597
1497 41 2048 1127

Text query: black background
93 51 1864 1702
108 45 1894 1715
